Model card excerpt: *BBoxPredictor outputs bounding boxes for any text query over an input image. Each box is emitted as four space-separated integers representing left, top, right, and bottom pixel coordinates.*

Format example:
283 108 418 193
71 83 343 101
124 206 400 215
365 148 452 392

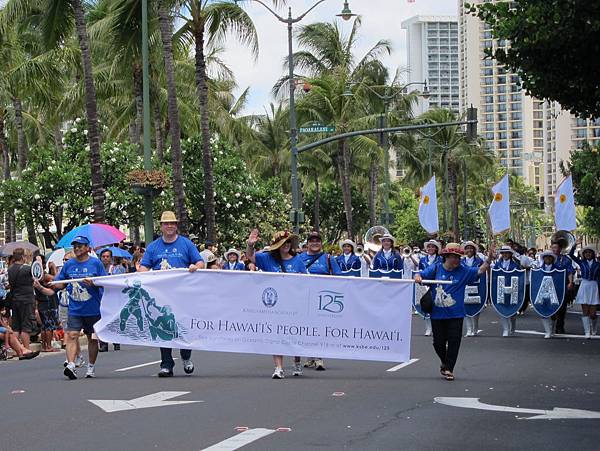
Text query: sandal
444 372 455 381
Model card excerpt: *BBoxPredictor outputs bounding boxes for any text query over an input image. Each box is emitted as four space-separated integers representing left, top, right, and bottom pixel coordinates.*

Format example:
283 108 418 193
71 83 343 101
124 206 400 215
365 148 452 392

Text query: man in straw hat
415 242 494 381
569 238 600 338
139 211 204 377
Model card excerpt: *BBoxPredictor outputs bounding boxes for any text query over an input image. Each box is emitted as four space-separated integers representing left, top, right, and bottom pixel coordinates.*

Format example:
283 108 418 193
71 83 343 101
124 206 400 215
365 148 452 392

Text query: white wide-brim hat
224 248 241 260
461 241 478 252
498 245 516 255
339 239 356 252
539 250 556 261
424 240 441 252
379 233 396 246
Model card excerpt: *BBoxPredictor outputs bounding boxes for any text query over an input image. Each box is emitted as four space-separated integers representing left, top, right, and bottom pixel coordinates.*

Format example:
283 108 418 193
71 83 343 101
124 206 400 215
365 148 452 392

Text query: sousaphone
363 226 390 253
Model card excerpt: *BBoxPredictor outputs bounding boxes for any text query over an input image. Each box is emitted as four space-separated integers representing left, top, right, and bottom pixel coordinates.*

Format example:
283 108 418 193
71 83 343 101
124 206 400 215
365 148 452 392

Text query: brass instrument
551 230 575 254
402 246 412 257
363 226 390 253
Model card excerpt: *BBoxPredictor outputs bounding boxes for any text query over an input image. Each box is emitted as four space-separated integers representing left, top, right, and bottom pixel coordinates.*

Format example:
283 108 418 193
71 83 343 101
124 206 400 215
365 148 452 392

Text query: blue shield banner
491 269 526 318
529 269 566 318
464 272 488 317
411 270 429 318
369 269 403 279
341 268 362 277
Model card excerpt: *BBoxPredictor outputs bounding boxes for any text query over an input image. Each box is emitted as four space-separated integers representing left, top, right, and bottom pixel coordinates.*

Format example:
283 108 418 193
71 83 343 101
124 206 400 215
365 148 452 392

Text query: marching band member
418 240 442 336
569 240 600 338
536 251 559 338
299 231 342 372
246 229 307 379
461 241 484 337
414 243 494 381
336 239 361 272
494 245 521 337
222 249 245 270
355 243 371 278
372 234 402 271
549 240 575 335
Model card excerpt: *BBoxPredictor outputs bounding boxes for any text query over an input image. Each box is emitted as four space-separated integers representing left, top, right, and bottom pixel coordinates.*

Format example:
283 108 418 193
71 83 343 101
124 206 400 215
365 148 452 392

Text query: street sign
89 391 202 413
299 125 336 134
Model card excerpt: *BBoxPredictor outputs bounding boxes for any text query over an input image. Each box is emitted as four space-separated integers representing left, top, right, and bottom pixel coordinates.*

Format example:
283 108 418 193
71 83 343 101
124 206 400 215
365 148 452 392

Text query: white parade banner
93 269 414 363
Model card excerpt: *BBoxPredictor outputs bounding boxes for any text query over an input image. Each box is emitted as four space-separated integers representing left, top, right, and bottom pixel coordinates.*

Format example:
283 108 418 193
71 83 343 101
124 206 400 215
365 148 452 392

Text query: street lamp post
141 0 153 243
237 0 356 234
344 81 429 227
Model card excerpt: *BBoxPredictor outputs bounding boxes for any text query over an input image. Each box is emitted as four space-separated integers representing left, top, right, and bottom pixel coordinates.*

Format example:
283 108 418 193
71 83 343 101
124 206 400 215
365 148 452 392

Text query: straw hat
224 248 241 260
269 231 298 251
160 211 178 223
203 251 218 264
440 242 464 257
497 245 516 255
380 233 396 246
539 250 556 261
424 240 441 253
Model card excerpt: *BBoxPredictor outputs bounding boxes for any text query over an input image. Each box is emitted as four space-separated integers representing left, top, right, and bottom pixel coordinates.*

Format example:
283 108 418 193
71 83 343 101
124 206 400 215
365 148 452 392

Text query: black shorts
11 302 36 333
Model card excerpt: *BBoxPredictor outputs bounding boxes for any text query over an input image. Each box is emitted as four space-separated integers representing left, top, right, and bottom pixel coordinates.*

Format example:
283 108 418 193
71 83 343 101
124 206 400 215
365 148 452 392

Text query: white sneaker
272 367 285 379
75 354 85 368
292 363 303 377
315 359 326 371
183 360 194 374
85 366 96 378
64 363 77 380
424 328 432 336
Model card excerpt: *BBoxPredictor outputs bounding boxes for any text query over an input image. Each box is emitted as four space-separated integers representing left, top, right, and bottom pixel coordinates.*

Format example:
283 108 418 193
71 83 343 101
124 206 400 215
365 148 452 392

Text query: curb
29 335 89 352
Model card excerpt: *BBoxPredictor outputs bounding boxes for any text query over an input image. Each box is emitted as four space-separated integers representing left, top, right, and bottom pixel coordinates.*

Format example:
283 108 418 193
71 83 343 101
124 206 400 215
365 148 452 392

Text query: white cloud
222 0 457 114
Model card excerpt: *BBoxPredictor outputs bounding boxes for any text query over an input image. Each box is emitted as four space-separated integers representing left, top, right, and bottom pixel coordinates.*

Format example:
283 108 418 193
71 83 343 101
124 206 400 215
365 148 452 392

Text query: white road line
386 358 419 372
515 330 600 339
201 428 276 451
114 358 178 372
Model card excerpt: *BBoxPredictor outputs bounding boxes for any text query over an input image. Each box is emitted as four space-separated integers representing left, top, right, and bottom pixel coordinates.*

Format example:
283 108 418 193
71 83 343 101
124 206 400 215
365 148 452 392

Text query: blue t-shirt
255 252 307 274
141 235 203 270
55 257 107 317
299 252 342 275
420 263 480 319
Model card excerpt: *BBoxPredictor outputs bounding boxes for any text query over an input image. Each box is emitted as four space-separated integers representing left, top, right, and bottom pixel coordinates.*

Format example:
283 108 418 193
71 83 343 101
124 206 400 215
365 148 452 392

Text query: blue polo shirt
255 252 307 274
141 235 203 270
299 252 343 275
420 263 480 319
55 257 107 316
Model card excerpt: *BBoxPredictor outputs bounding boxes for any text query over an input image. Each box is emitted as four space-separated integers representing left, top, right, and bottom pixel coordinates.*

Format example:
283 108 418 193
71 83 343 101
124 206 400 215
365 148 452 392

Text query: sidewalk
29 335 88 352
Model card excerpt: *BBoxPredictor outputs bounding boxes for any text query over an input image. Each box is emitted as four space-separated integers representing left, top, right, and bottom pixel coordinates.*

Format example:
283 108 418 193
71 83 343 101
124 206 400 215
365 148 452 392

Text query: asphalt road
2 307 599 451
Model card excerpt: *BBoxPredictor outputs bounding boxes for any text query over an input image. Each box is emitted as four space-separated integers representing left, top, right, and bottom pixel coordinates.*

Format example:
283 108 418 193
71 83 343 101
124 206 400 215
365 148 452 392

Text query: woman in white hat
417 240 442 336
461 241 485 337
222 249 245 271
246 229 306 379
372 234 402 271
336 239 361 272
569 239 600 338
493 245 522 336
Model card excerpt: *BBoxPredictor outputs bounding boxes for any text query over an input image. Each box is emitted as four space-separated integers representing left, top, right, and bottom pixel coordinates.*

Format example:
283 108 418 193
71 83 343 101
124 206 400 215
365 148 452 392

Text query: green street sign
299 125 336 134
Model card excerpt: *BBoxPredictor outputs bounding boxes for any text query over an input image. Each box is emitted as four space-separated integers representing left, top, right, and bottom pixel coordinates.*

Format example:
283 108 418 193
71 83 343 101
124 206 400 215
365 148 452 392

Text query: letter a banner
490 268 526 318
94 270 414 363
464 272 488 318
529 269 566 318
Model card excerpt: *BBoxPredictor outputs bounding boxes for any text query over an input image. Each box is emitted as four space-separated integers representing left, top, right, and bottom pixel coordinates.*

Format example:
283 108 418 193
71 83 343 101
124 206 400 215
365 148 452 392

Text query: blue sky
224 0 458 114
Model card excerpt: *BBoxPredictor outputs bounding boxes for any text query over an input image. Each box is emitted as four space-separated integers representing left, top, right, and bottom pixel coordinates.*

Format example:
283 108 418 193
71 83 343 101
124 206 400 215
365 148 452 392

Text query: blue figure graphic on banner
529 269 566 318
369 269 403 279
464 272 488 317
491 268 526 318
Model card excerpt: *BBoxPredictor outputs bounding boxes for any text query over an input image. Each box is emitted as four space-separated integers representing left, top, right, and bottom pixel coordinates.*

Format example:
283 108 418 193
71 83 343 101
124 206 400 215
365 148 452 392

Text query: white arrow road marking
89 391 202 413
386 358 419 372
434 397 600 420
201 428 276 451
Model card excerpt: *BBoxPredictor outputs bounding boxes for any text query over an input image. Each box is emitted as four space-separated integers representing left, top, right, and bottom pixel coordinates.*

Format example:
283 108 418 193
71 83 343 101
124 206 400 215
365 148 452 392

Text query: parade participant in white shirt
461 241 485 337
494 245 521 336
569 238 600 338
418 240 442 336
336 240 361 272
222 249 245 271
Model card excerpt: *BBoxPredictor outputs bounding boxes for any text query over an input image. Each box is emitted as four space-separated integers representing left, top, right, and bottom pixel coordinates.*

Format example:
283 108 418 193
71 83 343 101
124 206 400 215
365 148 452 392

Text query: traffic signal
466 106 477 141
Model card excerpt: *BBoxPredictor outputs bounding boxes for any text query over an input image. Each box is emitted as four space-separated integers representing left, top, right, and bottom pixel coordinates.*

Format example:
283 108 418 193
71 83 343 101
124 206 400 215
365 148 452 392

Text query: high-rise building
401 16 460 115
459 0 600 210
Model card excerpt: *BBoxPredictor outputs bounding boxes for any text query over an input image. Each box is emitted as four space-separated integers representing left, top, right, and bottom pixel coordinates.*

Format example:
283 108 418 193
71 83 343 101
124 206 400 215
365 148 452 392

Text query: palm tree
2 0 107 223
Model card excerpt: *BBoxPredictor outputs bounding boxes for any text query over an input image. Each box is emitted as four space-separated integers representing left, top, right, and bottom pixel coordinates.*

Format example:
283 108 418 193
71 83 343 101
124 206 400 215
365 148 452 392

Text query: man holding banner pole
415 243 494 381
139 211 204 377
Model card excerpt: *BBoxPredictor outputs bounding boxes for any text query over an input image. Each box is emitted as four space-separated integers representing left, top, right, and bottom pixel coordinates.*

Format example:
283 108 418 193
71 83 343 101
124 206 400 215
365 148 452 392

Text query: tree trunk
0 113 14 242
313 175 320 232
153 102 164 163
194 22 216 242
337 139 353 237
368 159 378 227
448 164 459 241
132 63 143 149
54 124 63 151
12 97 27 175
73 0 105 223
158 2 189 234
25 216 38 247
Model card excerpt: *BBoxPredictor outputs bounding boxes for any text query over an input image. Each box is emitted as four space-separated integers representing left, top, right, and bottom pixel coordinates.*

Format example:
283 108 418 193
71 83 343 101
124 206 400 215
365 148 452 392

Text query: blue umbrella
99 246 133 260
55 224 126 249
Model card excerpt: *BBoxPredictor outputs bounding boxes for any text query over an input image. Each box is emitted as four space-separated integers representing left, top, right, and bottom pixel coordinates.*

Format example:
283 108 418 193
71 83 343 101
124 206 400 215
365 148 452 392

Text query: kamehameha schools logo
105 279 188 343
262 287 278 308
